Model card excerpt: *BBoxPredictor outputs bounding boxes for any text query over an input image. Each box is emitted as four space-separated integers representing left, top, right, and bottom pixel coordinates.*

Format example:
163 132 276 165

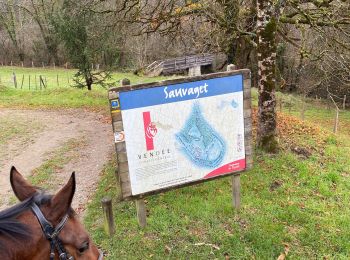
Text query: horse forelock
0 191 52 249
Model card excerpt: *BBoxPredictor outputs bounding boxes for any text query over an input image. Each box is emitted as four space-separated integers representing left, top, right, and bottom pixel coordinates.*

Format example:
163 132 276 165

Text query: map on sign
120 75 246 195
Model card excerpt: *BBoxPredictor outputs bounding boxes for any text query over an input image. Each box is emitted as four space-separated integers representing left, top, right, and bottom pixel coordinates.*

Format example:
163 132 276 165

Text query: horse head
1 166 103 260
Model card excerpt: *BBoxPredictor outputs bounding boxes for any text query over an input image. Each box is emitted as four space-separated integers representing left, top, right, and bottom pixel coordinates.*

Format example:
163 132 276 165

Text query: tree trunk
85 74 93 91
256 0 278 153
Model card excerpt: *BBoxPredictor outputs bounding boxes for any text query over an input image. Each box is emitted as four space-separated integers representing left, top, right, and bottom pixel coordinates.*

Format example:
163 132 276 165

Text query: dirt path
0 108 114 212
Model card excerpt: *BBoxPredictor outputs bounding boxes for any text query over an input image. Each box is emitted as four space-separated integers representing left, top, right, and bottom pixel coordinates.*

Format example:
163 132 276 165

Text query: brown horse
0 167 103 260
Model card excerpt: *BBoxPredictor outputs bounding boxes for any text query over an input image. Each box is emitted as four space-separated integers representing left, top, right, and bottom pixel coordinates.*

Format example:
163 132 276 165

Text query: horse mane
0 191 52 250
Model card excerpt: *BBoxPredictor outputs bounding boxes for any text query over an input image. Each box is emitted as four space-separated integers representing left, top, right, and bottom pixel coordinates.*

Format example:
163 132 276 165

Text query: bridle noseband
31 203 74 260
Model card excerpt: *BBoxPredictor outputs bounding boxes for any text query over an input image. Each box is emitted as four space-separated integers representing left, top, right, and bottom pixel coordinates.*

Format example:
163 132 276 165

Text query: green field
0 66 172 110
1 66 350 259
0 66 170 90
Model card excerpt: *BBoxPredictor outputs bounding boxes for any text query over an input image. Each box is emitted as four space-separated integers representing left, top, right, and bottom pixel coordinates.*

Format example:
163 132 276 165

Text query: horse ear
50 172 76 221
10 166 37 201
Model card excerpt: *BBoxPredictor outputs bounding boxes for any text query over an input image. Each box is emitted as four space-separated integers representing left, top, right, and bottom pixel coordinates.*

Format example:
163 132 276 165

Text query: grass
0 115 44 163
29 137 86 190
0 66 174 110
84 98 350 259
0 116 42 145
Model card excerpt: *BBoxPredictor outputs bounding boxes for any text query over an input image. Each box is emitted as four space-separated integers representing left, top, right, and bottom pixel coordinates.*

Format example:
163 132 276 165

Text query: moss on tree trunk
256 0 279 153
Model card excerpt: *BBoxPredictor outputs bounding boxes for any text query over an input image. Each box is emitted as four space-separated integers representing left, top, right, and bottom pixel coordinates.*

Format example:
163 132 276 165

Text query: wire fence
0 71 75 90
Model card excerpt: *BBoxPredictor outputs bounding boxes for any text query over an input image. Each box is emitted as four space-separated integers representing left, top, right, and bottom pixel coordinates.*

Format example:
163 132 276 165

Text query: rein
31 203 74 260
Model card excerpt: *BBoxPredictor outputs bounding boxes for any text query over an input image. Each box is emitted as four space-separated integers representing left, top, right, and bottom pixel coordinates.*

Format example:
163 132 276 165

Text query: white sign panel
120 75 246 195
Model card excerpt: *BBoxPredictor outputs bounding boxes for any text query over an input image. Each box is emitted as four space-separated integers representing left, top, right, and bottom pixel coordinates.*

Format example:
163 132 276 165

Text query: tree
102 0 349 152
255 0 285 152
52 0 110 90
19 0 62 65
0 0 26 62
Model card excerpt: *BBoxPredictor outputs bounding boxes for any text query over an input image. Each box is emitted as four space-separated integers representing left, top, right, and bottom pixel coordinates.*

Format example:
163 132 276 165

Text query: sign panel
119 74 246 195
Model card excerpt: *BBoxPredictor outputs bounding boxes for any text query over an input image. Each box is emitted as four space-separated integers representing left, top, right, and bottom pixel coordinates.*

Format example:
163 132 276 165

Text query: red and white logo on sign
143 112 157 151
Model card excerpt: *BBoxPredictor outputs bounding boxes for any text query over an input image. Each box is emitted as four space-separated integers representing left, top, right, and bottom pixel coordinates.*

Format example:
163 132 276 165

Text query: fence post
20 75 24 89
39 75 42 90
300 96 306 120
343 95 346 110
101 197 115 236
334 108 339 134
13 72 17 88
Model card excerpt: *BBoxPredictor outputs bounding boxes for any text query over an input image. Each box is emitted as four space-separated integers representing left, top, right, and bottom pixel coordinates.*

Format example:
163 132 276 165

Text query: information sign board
109 70 252 200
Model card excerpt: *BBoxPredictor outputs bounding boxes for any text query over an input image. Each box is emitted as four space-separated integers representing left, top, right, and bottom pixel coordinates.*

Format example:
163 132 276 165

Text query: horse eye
78 241 89 254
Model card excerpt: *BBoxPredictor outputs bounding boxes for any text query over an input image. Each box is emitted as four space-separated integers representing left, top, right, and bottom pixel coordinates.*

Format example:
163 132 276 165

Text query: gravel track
0 108 114 212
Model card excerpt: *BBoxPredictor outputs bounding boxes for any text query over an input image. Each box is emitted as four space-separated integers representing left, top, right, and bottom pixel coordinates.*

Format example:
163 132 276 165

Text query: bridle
31 203 104 260
31 203 74 260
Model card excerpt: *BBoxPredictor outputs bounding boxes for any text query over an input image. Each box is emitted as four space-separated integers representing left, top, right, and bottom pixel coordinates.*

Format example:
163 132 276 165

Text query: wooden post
334 108 339 134
32 61 34 67
13 72 17 88
227 64 242 211
300 96 306 120
135 199 147 228
328 91 340 134
232 174 241 210
20 75 24 89
39 75 42 90
279 96 282 112
327 94 331 110
343 95 346 110
119 78 148 228
101 197 115 236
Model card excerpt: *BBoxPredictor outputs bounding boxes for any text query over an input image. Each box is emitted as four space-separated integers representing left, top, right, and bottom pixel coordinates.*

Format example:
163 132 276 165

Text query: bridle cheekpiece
31 203 74 260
